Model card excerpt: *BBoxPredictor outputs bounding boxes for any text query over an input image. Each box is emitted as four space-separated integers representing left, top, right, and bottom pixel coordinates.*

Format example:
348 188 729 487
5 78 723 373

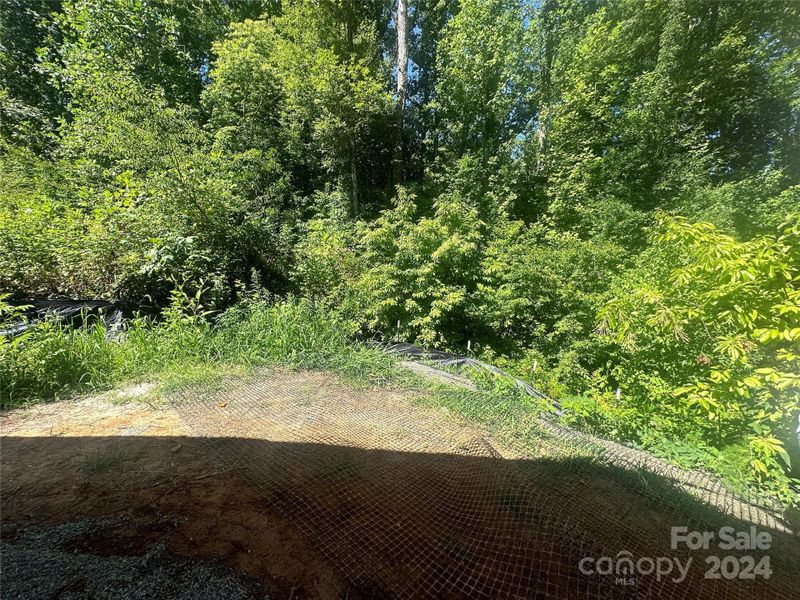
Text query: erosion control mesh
373 341 561 413
171 365 800 599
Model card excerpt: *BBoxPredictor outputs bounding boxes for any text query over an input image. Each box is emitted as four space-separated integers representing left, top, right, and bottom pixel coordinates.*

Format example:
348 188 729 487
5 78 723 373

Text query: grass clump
78 445 132 476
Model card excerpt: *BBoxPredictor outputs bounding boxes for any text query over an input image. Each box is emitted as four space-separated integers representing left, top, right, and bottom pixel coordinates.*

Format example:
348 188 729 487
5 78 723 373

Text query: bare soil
2 369 798 599
1 393 349 598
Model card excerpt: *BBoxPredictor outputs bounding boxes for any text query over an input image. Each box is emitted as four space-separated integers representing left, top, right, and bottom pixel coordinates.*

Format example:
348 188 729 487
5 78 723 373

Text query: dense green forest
1 0 799 503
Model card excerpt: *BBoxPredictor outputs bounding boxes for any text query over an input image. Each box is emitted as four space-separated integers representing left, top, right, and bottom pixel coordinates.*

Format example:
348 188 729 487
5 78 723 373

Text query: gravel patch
1 519 268 599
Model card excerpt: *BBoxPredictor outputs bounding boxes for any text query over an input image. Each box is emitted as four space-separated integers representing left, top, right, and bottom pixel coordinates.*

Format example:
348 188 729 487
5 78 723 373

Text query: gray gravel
1 519 268 599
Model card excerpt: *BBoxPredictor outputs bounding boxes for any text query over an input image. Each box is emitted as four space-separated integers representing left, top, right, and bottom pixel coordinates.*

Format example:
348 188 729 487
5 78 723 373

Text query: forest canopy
1 0 799 502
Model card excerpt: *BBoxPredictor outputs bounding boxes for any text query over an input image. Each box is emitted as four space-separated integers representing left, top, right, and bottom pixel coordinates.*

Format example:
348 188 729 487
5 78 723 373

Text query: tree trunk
345 0 359 216
537 0 557 175
392 0 409 190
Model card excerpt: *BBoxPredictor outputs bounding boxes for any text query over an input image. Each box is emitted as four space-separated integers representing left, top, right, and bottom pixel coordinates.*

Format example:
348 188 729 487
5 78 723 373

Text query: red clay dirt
0 382 356 599
1 433 351 599
2 371 799 599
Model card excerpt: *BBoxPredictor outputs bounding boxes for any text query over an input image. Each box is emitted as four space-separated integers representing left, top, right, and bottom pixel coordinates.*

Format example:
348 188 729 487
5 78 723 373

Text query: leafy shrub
356 187 486 348
294 212 364 309
596 213 800 501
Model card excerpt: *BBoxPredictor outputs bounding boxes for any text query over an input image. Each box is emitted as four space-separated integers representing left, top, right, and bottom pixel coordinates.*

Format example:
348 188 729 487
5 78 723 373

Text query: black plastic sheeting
371 340 563 415
0 299 125 338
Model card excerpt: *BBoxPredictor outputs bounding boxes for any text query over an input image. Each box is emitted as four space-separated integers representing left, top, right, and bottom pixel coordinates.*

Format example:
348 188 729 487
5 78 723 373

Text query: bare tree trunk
344 0 359 217
392 0 409 190
537 0 557 175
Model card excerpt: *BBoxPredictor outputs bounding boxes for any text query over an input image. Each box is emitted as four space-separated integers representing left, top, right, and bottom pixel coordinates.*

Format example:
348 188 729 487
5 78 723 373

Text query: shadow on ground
2 435 798 599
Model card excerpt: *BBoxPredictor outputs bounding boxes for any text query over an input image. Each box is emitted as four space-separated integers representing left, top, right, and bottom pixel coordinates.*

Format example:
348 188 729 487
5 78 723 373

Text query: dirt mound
2 368 799 599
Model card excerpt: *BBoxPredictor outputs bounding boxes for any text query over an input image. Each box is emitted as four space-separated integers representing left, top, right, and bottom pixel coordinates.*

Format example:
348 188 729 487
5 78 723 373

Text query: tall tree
405 0 458 179
0 0 65 151
544 0 800 244
434 0 531 164
392 0 409 189
203 2 394 217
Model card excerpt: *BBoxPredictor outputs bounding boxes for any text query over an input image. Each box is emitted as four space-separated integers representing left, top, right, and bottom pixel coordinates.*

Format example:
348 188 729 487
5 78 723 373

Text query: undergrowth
0 290 407 408
419 367 799 509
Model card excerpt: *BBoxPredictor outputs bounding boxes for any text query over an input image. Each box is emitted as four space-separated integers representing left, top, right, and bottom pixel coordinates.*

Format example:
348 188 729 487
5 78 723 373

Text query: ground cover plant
1 0 798 505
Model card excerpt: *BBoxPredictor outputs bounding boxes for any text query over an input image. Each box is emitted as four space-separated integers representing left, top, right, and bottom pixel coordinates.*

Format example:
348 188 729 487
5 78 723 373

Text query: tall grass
0 294 402 408
1 319 117 404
